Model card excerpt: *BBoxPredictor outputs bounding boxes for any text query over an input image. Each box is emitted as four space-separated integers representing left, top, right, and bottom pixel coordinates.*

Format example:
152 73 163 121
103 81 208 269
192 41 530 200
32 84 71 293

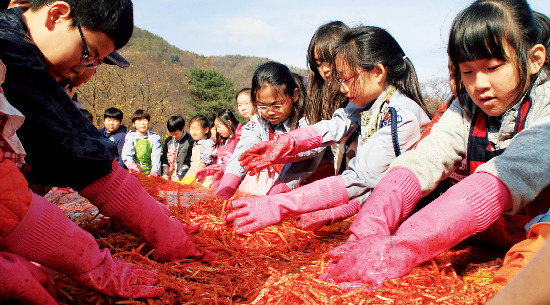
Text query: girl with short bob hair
319 0 550 291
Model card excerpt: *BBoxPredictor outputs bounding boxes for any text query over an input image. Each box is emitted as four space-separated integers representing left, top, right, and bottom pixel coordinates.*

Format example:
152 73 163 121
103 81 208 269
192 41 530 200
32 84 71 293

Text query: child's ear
292 87 299 102
45 1 72 29
373 64 387 82
529 44 546 75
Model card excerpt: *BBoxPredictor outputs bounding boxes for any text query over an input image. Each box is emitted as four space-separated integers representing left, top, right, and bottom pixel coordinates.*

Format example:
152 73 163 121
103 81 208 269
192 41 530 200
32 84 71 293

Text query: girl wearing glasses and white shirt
226 26 431 234
214 61 321 199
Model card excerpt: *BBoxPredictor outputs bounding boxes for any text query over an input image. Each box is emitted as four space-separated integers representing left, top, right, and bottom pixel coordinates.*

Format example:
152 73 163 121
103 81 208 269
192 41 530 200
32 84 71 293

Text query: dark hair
449 0 543 115
167 115 185 132
29 0 134 50
335 26 430 118
251 61 305 130
534 11 550 80
306 21 349 124
214 109 239 145
103 107 123 122
189 114 211 139
79 108 93 122
131 109 150 123
236 87 252 100
0 0 10 10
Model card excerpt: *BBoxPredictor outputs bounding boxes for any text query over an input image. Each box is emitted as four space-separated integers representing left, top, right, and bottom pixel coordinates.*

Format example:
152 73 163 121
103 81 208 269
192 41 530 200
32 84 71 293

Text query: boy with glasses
0 0 212 301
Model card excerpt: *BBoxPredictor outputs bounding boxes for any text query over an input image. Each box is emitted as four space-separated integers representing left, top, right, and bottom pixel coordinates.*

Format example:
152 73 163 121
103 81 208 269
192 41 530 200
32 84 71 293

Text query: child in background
266 21 350 198
229 26 431 235
100 107 127 169
79 108 93 122
306 21 351 175
316 0 550 291
180 114 216 186
161 115 193 181
122 109 162 177
195 108 243 190
236 88 254 121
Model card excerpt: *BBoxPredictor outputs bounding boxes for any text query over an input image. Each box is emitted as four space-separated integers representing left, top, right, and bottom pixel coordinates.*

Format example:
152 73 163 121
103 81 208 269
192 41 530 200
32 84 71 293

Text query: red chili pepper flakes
50 176 507 304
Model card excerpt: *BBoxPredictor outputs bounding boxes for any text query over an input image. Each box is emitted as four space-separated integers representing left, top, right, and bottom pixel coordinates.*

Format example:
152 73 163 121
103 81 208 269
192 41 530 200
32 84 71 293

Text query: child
211 62 313 198
305 21 351 176
180 114 216 186
200 109 243 188
0 0 209 265
490 10 550 285
0 59 164 302
161 115 193 181
227 26 431 235
122 109 162 177
100 107 127 170
317 0 550 291
236 88 254 120
266 21 351 198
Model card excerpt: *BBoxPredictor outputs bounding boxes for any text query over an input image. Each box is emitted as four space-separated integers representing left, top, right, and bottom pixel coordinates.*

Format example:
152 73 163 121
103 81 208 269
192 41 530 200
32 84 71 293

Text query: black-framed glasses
256 98 289 113
76 23 99 69
335 68 368 87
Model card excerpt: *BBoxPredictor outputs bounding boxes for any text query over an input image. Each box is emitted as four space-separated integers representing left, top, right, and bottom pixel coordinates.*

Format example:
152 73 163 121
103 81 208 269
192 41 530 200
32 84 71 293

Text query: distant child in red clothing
195 109 242 189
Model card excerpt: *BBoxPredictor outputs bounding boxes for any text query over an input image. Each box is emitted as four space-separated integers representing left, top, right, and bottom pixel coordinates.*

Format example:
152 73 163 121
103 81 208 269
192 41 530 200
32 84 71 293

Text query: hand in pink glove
224 176 348 234
0 192 166 299
71 249 165 298
218 152 233 165
196 164 224 182
266 180 292 195
0 252 57 304
345 167 421 242
214 173 242 200
239 126 322 173
149 171 159 177
298 198 361 231
126 162 140 173
80 161 213 262
319 172 511 292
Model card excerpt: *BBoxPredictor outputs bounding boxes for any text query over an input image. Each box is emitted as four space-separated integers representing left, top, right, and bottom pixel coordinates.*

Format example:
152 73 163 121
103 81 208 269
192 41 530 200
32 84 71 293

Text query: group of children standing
1 0 550 303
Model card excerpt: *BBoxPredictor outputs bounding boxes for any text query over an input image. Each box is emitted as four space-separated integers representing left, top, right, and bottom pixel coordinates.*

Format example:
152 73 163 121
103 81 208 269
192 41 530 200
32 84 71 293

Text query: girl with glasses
227 26 431 234
211 61 310 199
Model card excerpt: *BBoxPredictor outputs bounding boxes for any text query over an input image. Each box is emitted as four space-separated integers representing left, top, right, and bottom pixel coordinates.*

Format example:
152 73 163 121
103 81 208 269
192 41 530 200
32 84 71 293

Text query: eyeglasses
335 68 368 87
256 98 289 113
76 23 100 69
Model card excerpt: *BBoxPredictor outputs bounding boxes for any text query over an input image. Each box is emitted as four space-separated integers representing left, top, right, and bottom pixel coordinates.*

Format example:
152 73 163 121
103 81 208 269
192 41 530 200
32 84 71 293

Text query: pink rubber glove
126 161 140 173
239 125 322 173
0 252 58 304
149 171 159 177
79 161 214 262
71 249 164 298
224 176 348 234
196 163 224 182
319 172 512 291
214 173 242 200
0 193 165 299
298 198 361 231
347 167 421 241
265 180 292 195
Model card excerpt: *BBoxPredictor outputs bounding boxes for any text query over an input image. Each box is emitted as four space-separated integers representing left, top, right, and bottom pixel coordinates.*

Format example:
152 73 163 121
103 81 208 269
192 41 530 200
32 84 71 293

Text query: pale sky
133 0 550 82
